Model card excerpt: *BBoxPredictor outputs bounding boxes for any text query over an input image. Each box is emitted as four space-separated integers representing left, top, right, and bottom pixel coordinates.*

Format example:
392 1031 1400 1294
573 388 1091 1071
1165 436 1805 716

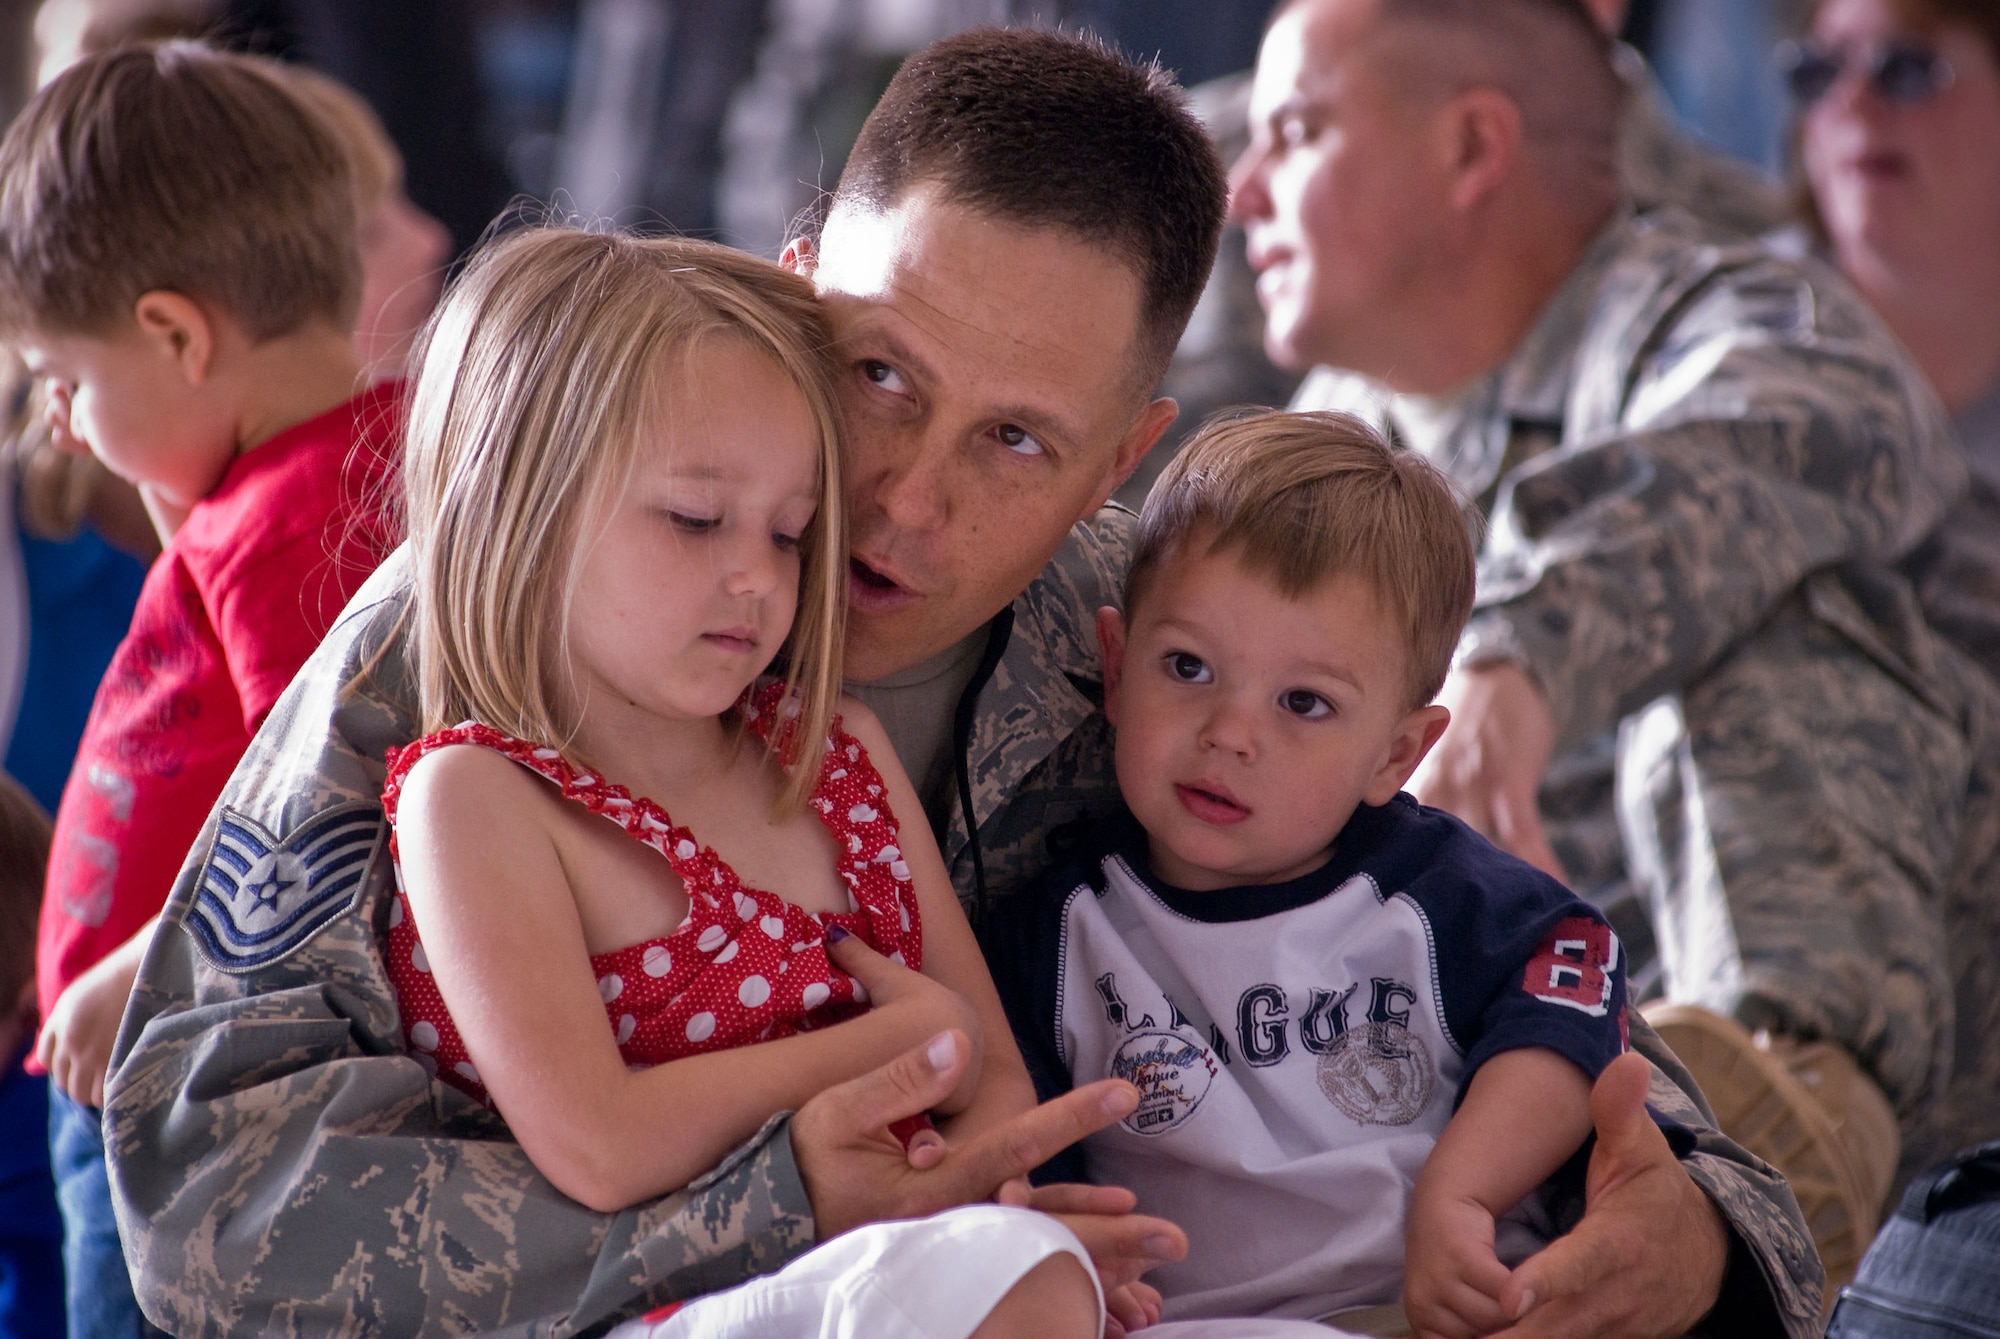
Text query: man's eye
995 423 1045 457
1165 652 1211 683
1276 116 1313 149
862 359 911 396
1280 688 1331 719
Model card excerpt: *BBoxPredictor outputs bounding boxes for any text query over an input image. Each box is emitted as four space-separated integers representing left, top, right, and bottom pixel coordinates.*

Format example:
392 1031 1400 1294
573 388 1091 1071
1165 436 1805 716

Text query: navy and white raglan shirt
983 794 1636 1322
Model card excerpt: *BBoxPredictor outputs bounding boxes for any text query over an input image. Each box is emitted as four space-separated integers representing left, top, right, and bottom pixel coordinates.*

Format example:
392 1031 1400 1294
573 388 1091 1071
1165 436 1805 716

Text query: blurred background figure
275 64 453 383
1789 0 2000 677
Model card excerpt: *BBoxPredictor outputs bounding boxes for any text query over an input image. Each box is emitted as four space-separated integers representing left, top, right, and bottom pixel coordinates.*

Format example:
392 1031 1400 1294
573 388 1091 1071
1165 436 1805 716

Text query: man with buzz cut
108 23 1814 1338
1236 0 2000 1312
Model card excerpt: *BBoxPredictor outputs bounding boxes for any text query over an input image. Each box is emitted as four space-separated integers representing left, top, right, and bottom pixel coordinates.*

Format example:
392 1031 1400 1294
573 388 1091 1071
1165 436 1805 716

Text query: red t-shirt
35 383 402 1026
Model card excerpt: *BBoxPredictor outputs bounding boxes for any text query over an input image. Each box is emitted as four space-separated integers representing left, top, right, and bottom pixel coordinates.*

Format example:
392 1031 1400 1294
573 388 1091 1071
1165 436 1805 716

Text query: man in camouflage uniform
1128 0 1784 513
1239 0 2000 1302
107 22 1816 1339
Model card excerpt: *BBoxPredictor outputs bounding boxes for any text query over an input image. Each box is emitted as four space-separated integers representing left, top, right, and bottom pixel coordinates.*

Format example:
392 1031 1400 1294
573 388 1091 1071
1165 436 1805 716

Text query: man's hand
1494 1052 1729 1338
1411 662 1565 878
792 1030 1188 1282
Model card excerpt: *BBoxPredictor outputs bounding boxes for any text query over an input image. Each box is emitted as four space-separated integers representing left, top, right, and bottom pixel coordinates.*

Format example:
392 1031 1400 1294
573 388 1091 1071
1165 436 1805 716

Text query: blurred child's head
1100 411 1476 890
0 43 359 502
0 773 52 1060
274 63 451 383
31 0 218 87
401 227 846 809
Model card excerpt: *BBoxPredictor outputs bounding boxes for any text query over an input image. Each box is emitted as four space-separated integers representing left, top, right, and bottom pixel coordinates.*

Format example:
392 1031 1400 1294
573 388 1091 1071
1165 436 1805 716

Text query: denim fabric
49 1092 166 1339
1828 1143 2000 1338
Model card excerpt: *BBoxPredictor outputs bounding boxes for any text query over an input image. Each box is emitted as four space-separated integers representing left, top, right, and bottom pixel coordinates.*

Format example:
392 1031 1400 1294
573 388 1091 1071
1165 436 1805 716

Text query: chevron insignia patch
186 802 383 972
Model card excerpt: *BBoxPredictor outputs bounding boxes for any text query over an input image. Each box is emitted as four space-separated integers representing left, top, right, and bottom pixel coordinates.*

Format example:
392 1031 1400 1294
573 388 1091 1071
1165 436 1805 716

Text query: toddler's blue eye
668 512 719 533
1166 652 1211 683
1281 689 1331 718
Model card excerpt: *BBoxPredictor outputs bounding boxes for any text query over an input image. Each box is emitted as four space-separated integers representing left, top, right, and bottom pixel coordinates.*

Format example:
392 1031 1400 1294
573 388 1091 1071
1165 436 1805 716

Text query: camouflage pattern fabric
942 506 1136 917
1294 205 2000 1183
1614 44 1787 240
103 555 817 1338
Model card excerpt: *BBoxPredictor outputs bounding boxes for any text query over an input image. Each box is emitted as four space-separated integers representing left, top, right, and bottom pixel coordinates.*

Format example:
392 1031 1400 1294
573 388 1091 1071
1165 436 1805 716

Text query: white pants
607 1203 1101 1339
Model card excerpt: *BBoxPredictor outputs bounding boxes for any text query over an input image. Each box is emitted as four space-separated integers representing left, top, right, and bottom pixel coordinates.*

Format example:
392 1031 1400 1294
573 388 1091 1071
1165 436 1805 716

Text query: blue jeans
48 1091 167 1339
1827 1143 2000 1337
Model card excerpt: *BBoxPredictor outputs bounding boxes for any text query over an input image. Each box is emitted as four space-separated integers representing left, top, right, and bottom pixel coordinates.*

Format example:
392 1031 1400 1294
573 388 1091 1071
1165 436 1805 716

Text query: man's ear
1095 605 1128 725
1086 396 1179 518
1364 703 1451 806
1437 89 1523 215
132 291 216 386
780 236 818 279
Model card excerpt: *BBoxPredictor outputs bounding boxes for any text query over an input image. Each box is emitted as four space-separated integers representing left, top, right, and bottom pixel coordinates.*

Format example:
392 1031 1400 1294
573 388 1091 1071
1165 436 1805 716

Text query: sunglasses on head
1777 38 1957 106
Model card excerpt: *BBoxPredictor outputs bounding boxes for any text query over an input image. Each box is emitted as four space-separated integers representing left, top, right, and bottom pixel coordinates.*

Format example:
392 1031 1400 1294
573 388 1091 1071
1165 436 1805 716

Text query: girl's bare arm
395 743 988 1214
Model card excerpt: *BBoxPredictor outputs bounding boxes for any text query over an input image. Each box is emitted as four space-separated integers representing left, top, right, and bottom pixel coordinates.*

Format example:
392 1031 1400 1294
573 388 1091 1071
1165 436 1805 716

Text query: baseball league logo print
187 802 383 972
1317 1020 1435 1126
1110 1031 1218 1135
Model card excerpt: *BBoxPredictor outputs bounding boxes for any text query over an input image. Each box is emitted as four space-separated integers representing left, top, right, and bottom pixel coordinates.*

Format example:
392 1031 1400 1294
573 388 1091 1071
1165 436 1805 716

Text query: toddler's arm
1404 1046 1594 1339
395 743 994 1215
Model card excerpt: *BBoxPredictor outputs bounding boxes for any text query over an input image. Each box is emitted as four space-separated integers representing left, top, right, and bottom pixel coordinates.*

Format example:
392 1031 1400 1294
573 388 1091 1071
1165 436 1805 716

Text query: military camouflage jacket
1295 207 1964 760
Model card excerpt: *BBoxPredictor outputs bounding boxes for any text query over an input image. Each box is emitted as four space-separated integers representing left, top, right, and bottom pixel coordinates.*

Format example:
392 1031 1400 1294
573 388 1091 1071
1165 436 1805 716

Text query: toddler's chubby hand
1404 1187 1517 1339
36 948 142 1109
1103 1280 1163 1336
826 928 984 1112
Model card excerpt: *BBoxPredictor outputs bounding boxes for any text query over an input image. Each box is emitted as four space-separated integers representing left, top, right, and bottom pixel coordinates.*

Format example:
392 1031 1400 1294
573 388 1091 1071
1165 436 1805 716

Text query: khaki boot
1644 1002 1900 1309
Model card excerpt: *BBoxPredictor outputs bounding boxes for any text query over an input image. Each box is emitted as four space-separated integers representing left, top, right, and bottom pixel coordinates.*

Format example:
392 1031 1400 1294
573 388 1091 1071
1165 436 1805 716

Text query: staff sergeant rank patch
188 802 383 971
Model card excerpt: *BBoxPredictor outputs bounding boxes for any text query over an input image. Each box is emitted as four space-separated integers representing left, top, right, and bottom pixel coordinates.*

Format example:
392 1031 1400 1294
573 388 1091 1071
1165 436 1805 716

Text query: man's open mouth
848 557 918 614
850 558 901 591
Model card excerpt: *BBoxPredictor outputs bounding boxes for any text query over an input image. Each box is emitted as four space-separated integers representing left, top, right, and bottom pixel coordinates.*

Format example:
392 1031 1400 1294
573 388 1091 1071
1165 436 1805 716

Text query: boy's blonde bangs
401 228 846 811
1128 410 1479 710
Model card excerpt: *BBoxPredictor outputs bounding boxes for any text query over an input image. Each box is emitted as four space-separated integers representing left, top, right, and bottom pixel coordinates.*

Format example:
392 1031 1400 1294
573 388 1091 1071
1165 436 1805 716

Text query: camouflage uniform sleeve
1473 243 1967 753
1624 1015 1824 1337
103 559 816 1338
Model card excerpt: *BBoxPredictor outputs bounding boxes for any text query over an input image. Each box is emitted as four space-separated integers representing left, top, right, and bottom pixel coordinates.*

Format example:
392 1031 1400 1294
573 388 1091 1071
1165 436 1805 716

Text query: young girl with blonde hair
382 225 1105 1338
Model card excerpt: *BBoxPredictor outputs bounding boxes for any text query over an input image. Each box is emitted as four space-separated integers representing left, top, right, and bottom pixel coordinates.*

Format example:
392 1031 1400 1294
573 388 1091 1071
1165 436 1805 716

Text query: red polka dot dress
381 680 924 1107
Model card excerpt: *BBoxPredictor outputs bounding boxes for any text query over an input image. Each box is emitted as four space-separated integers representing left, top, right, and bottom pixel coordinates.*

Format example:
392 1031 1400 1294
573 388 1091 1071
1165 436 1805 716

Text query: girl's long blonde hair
400 226 847 811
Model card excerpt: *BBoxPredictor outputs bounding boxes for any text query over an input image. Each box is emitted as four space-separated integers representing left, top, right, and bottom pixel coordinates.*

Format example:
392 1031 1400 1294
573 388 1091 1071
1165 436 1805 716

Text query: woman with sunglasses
1790 0 2000 482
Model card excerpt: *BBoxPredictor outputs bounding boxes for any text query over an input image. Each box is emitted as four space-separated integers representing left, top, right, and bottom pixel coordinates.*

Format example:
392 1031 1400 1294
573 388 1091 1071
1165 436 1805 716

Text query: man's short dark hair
833 27 1227 390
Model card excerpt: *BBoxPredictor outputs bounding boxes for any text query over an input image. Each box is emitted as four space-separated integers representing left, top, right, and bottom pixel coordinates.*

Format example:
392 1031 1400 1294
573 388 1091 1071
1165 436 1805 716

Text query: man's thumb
1589 1051 1655 1157
831 1029 969 1131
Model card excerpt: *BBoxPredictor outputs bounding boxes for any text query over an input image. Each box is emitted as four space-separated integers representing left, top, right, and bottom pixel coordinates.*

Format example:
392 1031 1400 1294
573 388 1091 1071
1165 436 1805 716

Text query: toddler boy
987 412 1655 1337
0 42 402 1336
